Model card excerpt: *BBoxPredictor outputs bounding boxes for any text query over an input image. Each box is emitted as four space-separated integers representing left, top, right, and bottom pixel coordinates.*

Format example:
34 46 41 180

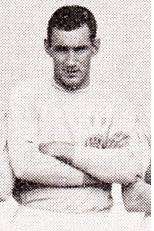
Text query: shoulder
9 77 50 106
9 78 38 99
101 91 138 133
111 96 137 120
91 85 137 119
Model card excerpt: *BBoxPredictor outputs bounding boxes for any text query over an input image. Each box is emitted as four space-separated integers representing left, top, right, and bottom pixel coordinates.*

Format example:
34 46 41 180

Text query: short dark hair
47 5 97 46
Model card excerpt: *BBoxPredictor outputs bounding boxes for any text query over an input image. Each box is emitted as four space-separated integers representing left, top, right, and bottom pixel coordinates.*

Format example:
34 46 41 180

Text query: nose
66 50 76 66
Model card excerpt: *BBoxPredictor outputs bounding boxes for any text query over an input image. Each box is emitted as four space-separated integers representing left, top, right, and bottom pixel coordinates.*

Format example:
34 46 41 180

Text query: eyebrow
73 45 88 51
54 45 69 51
54 45 88 52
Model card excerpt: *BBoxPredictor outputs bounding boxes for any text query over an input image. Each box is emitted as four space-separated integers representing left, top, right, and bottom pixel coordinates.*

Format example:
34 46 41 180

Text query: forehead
51 25 91 47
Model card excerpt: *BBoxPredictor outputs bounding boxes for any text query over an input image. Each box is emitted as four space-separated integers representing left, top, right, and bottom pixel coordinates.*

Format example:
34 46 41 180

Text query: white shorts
11 204 147 231
0 196 150 231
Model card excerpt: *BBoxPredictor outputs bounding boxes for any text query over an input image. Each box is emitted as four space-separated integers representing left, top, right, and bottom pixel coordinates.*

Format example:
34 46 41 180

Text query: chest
39 95 113 144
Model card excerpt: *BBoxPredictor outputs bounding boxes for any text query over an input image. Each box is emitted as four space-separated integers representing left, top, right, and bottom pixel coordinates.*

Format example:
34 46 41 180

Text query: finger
112 133 124 143
113 139 129 148
85 138 95 148
107 133 130 148
106 139 115 149
85 135 107 149
88 137 98 147
107 137 130 149
39 143 48 153
94 136 105 149
106 133 122 148
114 133 130 143
85 137 94 147
96 137 103 148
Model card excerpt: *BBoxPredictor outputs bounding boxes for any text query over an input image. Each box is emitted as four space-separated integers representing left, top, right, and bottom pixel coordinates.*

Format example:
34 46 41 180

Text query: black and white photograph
0 0 151 230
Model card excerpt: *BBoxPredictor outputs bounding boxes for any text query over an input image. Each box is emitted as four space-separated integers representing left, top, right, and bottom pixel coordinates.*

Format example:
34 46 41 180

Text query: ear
44 38 52 56
91 38 101 56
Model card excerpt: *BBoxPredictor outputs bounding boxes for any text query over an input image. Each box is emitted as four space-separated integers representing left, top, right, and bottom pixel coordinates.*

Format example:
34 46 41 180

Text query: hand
39 142 102 186
85 132 130 149
85 134 107 149
106 132 130 149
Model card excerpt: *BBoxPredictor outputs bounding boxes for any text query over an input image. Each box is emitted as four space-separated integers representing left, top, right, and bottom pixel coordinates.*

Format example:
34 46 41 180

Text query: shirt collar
50 80 92 95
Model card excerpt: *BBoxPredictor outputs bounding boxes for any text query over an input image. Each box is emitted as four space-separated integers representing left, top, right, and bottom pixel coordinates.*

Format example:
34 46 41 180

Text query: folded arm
8 133 86 187
40 142 147 185
40 126 150 185
71 145 150 184
8 86 87 187
42 104 150 185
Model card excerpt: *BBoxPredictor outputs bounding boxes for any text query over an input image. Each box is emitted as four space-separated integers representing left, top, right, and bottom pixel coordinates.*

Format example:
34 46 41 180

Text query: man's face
47 25 99 90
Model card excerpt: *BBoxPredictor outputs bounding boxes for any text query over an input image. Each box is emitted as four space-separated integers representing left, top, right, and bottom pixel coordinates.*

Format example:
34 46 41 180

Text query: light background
1 0 151 133
0 1 152 229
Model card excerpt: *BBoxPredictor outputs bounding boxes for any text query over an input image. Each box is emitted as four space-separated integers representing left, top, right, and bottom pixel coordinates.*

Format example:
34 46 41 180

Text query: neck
54 77 90 92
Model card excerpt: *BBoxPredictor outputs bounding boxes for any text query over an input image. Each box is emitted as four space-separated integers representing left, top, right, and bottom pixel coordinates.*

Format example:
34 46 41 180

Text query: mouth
63 68 80 73
63 69 80 78
67 74 78 79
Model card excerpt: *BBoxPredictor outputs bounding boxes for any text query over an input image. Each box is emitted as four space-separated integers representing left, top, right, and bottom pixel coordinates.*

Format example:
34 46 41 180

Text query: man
8 5 150 216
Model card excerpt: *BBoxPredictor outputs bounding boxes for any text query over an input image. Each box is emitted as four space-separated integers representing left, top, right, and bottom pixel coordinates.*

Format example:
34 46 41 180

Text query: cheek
52 54 66 65
78 54 92 66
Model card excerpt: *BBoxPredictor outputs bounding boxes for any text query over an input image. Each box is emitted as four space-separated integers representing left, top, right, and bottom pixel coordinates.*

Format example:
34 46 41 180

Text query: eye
74 46 88 52
54 46 69 52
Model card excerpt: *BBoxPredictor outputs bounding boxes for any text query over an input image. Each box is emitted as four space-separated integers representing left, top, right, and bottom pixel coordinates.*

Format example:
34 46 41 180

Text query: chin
63 78 82 86
56 74 87 90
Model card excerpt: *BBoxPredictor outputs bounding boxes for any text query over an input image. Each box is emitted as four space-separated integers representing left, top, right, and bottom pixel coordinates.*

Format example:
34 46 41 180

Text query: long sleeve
8 82 85 187
53 101 150 184
121 108 151 213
